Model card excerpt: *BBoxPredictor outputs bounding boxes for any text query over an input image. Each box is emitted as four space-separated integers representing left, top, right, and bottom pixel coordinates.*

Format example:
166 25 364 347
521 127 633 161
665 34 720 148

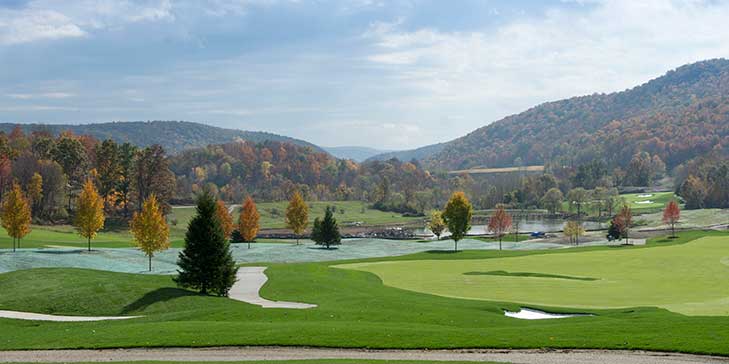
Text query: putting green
341 236 729 316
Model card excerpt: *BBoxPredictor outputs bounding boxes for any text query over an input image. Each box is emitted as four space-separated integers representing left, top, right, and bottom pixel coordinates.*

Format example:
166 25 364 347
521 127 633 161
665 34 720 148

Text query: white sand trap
505 308 591 320
0 310 141 322
230 267 316 309
637 194 653 198
635 200 654 204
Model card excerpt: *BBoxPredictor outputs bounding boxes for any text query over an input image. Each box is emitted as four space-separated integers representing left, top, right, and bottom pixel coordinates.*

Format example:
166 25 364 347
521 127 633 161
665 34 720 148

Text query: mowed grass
621 191 679 213
5 361 497 364
341 233 729 316
170 201 421 234
0 231 728 354
0 224 188 249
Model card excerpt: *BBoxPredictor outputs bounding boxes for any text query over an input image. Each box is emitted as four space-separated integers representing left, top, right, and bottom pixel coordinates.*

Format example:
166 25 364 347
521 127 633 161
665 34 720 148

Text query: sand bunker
504 308 591 320
0 310 141 322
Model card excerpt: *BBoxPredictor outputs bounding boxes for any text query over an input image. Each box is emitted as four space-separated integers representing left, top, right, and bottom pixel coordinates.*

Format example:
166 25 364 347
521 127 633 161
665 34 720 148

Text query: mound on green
342 235 729 316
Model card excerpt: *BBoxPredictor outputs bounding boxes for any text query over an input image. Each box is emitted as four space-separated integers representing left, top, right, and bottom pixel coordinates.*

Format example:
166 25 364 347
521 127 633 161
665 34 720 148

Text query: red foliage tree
662 200 681 238
488 205 512 251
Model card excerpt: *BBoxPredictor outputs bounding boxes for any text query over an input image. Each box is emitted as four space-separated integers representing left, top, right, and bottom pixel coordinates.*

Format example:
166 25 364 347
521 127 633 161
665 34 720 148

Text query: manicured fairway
342 235 729 315
621 191 678 211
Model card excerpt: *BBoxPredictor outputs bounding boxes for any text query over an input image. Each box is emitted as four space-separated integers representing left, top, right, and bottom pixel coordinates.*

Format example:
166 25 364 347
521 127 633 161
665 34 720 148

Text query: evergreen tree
175 191 238 296
311 206 341 249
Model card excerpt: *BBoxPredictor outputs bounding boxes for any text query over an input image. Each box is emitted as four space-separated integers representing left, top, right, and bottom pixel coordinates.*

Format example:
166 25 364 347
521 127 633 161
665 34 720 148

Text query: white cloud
0 9 86 45
6 92 75 99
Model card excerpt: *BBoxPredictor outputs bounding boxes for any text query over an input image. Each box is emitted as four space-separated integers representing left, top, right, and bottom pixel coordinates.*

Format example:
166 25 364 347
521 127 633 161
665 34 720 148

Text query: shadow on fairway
121 288 196 314
34 249 87 254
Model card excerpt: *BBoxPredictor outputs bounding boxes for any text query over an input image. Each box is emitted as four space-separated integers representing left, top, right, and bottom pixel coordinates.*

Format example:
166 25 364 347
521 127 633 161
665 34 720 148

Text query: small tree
428 210 446 240
75 179 106 251
285 191 309 244
239 196 260 249
130 194 170 271
442 191 472 252
215 200 234 240
563 220 585 245
662 200 681 238
613 204 633 245
176 191 238 296
1 183 31 251
488 205 512 250
311 206 341 249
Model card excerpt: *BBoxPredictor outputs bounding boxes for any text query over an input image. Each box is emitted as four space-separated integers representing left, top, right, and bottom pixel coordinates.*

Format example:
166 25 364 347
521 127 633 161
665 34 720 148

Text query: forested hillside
0 121 323 154
385 59 729 172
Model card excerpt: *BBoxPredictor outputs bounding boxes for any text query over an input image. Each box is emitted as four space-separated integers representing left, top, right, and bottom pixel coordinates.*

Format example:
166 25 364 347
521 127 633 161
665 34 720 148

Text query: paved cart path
0 310 140 322
229 267 317 308
1 347 728 364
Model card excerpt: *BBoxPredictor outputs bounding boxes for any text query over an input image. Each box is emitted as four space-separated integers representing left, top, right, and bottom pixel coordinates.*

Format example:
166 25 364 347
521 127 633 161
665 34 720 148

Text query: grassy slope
0 231 727 354
341 235 729 315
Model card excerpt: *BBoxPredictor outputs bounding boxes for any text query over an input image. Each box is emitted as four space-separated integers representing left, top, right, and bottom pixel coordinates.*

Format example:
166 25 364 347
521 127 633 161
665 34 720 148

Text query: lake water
415 218 605 237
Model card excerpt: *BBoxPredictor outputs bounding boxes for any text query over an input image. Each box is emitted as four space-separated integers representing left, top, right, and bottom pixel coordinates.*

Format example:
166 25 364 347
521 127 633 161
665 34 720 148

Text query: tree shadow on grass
424 250 461 254
121 287 196 314
34 249 86 254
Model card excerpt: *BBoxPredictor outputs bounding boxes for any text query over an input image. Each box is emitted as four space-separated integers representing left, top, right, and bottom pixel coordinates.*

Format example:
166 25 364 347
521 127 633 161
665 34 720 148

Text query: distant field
448 165 544 175
621 191 679 213
170 201 421 234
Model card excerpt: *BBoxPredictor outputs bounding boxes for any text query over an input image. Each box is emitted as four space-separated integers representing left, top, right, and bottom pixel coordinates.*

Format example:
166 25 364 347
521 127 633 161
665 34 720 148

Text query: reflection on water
415 218 605 236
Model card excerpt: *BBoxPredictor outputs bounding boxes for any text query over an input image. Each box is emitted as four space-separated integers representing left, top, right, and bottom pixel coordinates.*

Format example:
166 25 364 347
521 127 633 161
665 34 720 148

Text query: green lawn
3 361 496 364
0 231 728 354
0 225 139 250
620 191 679 213
342 233 729 315
170 201 421 235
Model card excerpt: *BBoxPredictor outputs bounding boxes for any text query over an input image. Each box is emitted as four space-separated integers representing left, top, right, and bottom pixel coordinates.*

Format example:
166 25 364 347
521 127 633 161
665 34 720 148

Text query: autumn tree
563 220 585 245
679 175 707 209
130 194 170 271
133 144 175 214
176 191 237 296
27 172 43 215
95 139 121 206
1 183 31 251
442 191 472 252
488 205 513 250
285 191 308 244
311 206 341 249
215 199 234 240
239 196 260 248
116 142 138 216
75 179 106 251
540 187 563 215
567 187 590 217
662 200 681 238
613 204 633 245
428 210 446 240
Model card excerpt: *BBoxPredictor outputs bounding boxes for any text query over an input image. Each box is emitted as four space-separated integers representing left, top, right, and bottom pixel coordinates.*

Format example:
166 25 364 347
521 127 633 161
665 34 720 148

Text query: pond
414 217 606 237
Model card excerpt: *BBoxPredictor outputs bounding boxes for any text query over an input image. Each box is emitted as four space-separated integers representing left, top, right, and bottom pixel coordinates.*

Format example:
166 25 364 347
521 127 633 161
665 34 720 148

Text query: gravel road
2 347 729 364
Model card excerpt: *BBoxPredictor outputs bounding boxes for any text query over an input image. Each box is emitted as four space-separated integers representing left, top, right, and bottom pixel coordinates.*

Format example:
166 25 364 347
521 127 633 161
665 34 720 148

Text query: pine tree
311 206 341 249
130 194 170 271
239 196 260 249
442 191 472 252
215 200 234 240
285 191 308 244
75 179 105 251
175 191 238 296
1 183 31 251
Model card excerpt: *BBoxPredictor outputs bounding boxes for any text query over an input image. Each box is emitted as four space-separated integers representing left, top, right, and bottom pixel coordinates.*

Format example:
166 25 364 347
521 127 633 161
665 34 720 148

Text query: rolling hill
0 120 323 154
380 59 729 172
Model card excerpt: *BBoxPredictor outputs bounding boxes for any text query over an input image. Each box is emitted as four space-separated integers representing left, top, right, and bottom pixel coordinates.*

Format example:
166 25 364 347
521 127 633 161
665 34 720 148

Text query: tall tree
488 205 513 250
1 183 31 251
613 204 633 245
74 179 105 251
285 191 308 244
52 135 88 210
130 194 170 271
662 200 681 238
239 196 260 248
442 191 473 252
540 187 564 214
215 199 234 240
311 206 341 249
428 210 446 240
563 220 585 245
27 172 43 215
95 139 121 206
133 144 175 214
175 191 237 296
116 142 138 216
567 187 589 218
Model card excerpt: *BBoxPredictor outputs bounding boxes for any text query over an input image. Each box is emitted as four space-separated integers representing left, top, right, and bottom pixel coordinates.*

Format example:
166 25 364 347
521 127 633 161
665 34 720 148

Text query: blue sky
2 0 729 150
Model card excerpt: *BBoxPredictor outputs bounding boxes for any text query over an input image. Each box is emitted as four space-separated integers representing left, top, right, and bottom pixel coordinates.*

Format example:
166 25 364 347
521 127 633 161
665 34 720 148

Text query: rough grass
0 231 727 355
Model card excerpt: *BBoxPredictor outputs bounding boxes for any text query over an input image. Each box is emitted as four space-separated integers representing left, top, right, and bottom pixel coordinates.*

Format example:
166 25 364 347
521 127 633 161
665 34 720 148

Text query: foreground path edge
1 347 729 364
0 310 141 322
229 267 317 308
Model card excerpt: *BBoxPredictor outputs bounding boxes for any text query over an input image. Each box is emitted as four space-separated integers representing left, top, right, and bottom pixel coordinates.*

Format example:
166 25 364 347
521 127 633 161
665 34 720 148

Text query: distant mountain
324 146 394 162
367 142 447 163
0 121 324 154
388 59 729 172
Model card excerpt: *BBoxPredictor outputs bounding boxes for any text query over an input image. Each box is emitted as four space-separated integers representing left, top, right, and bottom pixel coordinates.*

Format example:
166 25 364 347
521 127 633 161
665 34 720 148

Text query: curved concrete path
1 347 728 364
0 310 141 322
229 267 317 309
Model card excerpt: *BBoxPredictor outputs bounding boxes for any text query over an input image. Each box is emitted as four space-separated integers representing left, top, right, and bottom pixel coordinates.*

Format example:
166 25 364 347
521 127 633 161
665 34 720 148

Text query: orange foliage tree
239 196 260 248
215 200 234 240
488 205 512 251
662 200 681 238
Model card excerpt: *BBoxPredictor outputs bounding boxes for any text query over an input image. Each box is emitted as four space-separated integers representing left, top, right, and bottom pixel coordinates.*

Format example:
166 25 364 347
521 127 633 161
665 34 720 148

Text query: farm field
0 231 728 355
342 232 729 315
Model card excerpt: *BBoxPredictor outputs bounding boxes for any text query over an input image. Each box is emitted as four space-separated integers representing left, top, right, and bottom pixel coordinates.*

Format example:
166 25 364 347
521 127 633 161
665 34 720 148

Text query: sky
2 1 729 150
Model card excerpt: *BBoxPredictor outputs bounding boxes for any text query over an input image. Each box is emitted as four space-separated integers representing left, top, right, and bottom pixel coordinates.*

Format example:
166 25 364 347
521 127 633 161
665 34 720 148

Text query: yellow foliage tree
215 199 234 240
75 179 106 251
285 191 308 244
27 173 43 213
239 196 260 248
130 194 170 271
1 183 31 251
563 220 585 246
